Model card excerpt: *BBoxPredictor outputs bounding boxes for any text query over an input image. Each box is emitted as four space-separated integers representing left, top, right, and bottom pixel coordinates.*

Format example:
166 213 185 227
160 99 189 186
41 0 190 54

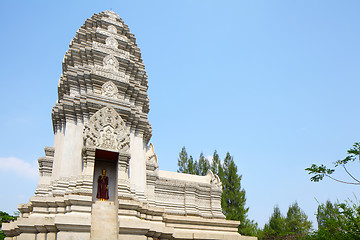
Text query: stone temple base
3 194 256 240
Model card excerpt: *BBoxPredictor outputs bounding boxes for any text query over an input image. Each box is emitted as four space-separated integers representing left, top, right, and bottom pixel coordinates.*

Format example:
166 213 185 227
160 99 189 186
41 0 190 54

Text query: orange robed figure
96 169 109 201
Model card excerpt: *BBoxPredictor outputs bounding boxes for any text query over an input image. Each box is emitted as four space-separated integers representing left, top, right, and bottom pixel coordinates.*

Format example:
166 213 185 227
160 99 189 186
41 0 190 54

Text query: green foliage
262 205 287 240
210 150 222 176
306 199 360 240
177 146 189 174
0 211 18 240
305 164 335 182
177 147 257 236
305 142 360 185
261 203 312 240
305 141 360 239
221 152 249 235
197 152 210 176
285 202 312 239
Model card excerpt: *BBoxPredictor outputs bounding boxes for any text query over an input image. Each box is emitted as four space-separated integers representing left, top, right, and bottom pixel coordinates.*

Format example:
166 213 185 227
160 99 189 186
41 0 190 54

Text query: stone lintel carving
83 106 130 153
107 25 117 33
102 81 119 99
91 65 130 83
105 36 118 48
92 41 130 59
103 54 119 71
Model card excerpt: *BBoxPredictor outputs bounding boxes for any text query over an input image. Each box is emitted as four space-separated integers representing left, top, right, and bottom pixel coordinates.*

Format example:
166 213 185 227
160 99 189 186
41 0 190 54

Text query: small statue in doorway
96 169 109 201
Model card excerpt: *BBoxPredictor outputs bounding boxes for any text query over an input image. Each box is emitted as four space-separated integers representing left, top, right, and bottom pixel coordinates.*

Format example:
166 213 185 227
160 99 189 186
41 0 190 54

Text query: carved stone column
80 147 96 196
117 152 131 199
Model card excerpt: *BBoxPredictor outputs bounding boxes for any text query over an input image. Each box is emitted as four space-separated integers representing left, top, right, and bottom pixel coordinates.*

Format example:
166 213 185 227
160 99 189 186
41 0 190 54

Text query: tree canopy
0 211 17 240
261 202 312 240
306 199 360 240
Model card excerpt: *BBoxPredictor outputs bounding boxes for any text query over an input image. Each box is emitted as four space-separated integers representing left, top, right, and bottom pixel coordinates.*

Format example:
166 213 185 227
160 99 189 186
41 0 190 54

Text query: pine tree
177 146 189 173
198 152 210 176
262 205 287 240
187 155 196 174
221 152 249 234
262 203 312 240
285 202 312 238
210 150 224 183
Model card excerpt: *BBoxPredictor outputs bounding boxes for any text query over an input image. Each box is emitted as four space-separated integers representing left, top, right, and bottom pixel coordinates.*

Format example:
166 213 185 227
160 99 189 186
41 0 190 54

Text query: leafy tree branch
305 142 360 185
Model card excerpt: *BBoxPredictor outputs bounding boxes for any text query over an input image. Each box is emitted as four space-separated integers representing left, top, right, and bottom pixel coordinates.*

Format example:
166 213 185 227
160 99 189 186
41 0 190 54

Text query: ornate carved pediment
102 81 119 98
107 25 117 33
105 37 118 48
103 54 119 71
84 106 129 153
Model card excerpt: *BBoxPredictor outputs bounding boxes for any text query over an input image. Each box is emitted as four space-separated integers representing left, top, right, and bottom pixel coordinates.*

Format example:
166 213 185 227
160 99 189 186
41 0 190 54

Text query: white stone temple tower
3 11 256 240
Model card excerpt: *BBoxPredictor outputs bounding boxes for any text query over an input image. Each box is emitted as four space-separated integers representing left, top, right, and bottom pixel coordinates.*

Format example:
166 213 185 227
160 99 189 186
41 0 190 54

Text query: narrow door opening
92 149 119 202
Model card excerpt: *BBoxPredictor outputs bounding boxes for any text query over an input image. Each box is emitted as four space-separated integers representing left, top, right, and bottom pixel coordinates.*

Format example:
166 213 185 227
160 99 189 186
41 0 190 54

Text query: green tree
306 199 360 240
262 205 287 240
222 152 249 234
285 202 312 239
306 142 360 185
306 142 360 239
198 152 210 176
0 211 17 240
211 150 222 176
316 200 338 230
177 146 189 174
187 155 196 175
261 203 312 240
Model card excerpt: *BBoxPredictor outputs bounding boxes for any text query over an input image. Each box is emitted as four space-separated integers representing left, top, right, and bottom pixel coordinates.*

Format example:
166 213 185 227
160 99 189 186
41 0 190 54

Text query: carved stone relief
108 25 117 33
207 170 222 188
105 37 118 48
84 107 130 153
102 81 119 98
103 54 119 71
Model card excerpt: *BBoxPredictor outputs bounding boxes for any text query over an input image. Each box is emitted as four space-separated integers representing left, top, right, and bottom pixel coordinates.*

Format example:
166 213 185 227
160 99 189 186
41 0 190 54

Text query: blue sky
1 0 360 228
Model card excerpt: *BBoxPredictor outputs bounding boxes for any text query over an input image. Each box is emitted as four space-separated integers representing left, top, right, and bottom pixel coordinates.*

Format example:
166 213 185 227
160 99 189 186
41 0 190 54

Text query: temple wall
129 131 147 195
52 128 64 179
152 171 224 218
52 121 84 179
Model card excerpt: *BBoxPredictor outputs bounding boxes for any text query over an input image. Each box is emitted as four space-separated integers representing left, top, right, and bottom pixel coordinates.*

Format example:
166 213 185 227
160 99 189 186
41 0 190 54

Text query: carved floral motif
103 54 119 71
84 107 129 152
105 37 118 48
108 25 117 33
102 81 119 98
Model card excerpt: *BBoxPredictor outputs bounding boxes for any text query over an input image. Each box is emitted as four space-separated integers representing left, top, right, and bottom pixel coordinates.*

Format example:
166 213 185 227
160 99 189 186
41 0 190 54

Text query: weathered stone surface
90 201 118 240
3 10 257 240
